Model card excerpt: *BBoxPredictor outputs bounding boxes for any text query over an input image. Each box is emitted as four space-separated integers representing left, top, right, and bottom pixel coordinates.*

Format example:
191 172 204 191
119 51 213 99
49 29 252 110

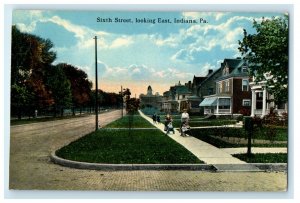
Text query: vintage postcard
9 9 288 193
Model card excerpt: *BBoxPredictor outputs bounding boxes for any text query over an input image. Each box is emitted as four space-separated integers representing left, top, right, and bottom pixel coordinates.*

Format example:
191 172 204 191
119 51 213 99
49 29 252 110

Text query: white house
249 74 288 117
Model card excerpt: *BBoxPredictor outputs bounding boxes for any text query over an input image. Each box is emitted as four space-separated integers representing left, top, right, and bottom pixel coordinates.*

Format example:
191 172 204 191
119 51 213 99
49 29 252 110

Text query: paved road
9 110 287 192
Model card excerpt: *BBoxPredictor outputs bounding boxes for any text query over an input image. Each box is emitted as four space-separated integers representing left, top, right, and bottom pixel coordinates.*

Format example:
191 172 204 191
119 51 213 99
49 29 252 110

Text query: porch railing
218 109 231 114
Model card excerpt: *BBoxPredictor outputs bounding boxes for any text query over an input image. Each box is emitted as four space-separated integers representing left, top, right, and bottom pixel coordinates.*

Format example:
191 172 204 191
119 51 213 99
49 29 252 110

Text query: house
249 74 288 117
161 69 222 114
199 58 251 116
194 68 223 115
161 81 193 113
139 85 162 110
161 90 178 113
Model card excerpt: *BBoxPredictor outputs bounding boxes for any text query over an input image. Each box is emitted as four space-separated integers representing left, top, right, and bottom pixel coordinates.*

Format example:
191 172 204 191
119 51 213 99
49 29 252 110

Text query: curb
213 163 287 172
50 152 216 171
50 152 287 172
254 163 287 172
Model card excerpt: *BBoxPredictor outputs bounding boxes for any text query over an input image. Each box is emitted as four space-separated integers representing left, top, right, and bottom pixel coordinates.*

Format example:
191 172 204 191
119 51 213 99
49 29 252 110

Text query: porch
250 82 287 117
200 96 232 115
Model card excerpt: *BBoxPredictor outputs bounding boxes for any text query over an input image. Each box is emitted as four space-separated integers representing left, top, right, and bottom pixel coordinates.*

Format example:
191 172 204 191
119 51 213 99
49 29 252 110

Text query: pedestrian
181 109 190 136
164 114 175 135
156 115 161 123
152 113 157 124
181 121 190 137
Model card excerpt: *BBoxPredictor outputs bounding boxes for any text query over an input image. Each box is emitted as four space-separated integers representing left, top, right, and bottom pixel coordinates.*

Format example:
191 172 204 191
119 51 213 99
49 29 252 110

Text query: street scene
10 110 286 191
9 10 288 192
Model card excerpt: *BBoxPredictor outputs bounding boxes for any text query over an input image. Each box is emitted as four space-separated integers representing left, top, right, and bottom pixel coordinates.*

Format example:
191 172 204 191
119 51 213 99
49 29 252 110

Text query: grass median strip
56 128 203 164
56 113 203 164
105 115 154 128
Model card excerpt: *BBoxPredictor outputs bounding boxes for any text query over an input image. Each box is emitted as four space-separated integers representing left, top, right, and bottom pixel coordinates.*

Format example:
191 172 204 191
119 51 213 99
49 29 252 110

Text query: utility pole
94 36 99 131
121 86 124 117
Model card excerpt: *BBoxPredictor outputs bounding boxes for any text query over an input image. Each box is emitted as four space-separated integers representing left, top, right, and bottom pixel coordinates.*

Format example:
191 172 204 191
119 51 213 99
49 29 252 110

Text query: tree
11 26 56 118
238 15 288 104
45 65 72 117
58 63 92 114
126 98 140 113
11 84 34 119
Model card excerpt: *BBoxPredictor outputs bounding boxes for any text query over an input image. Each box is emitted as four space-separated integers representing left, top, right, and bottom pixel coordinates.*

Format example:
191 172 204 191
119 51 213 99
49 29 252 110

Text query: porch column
216 98 219 114
230 98 232 114
251 89 256 117
262 87 267 117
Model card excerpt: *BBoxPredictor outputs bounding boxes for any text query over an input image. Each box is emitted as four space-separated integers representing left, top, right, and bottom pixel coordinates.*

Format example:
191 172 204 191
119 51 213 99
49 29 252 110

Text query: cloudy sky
12 10 284 97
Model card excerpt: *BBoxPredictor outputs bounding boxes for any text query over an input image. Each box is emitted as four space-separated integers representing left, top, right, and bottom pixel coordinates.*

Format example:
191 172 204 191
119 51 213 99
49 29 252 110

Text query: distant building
189 69 222 114
161 81 194 113
139 85 162 110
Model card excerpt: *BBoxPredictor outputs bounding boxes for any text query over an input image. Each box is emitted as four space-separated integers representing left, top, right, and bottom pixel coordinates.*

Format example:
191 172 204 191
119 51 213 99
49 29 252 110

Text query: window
225 80 230 92
223 66 229 75
242 79 249 91
242 66 248 73
219 98 230 109
208 87 213 95
219 82 223 93
217 82 222 93
243 99 251 106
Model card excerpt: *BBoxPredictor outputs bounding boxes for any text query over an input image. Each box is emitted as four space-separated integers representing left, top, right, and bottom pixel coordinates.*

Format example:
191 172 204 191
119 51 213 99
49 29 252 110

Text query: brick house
200 58 251 116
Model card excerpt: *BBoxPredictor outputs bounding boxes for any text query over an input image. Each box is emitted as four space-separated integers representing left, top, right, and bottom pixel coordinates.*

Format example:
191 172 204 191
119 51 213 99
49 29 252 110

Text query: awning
199 97 217 107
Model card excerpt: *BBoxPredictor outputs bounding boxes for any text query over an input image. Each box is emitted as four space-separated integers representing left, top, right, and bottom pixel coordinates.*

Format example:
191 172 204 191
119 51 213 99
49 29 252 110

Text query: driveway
8 110 287 192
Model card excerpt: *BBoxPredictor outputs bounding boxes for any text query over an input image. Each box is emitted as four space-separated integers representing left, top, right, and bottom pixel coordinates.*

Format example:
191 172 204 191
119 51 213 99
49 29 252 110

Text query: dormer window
223 66 229 75
242 66 248 73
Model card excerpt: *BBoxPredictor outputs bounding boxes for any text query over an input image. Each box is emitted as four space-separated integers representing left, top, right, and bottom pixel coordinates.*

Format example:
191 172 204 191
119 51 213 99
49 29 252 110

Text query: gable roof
198 67 222 86
216 58 249 81
193 76 207 86
175 85 191 94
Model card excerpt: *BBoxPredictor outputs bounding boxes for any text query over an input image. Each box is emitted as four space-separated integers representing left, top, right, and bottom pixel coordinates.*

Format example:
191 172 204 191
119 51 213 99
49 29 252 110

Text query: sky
12 10 285 97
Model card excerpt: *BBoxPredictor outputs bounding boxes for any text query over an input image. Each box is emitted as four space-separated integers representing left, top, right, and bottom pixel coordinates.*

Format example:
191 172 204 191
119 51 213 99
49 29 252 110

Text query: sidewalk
139 111 246 165
139 111 286 171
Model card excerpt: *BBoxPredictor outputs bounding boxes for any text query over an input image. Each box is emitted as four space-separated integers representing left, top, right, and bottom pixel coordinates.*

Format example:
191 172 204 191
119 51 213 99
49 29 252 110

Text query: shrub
239 107 251 116
280 112 288 126
263 107 280 125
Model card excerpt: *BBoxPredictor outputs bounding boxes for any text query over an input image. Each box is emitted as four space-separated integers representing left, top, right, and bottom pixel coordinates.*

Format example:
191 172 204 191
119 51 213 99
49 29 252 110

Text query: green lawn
233 153 287 163
153 116 237 128
56 128 203 164
105 115 155 128
56 111 202 164
190 127 287 148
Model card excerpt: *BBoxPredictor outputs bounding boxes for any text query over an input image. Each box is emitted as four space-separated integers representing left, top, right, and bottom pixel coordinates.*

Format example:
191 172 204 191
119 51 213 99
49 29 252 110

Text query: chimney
208 69 213 75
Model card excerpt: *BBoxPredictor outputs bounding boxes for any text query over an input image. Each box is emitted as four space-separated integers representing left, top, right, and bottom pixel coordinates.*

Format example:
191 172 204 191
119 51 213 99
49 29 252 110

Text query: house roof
216 58 249 81
198 68 222 86
193 76 207 86
175 85 191 94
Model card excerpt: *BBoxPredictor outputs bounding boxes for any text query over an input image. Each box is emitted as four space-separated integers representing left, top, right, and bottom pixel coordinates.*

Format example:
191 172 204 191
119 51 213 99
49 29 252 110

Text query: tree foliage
119 88 140 112
11 26 122 119
45 66 72 115
57 63 93 107
238 15 288 104
11 26 56 117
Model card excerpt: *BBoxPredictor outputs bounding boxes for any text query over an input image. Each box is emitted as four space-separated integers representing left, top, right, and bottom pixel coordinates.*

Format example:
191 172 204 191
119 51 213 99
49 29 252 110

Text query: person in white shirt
181 109 189 123
181 109 190 136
